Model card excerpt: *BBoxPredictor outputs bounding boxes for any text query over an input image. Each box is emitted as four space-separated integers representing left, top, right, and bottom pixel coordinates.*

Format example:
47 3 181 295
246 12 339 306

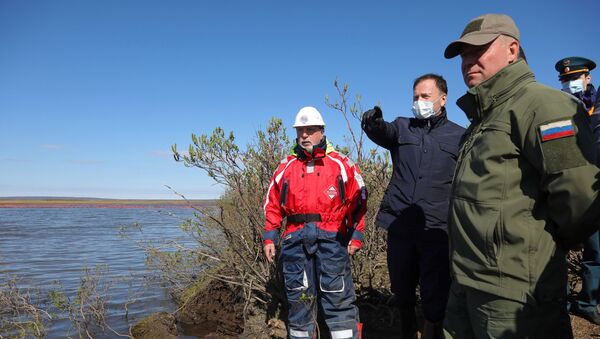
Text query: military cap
445 14 520 59
555 56 596 79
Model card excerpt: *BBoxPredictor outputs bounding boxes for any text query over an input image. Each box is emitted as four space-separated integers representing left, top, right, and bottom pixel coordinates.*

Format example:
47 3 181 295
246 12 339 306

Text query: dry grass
571 315 600 338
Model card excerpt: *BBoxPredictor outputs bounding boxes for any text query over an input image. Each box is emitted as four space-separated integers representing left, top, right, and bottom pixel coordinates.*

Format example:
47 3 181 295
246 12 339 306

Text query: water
0 207 199 338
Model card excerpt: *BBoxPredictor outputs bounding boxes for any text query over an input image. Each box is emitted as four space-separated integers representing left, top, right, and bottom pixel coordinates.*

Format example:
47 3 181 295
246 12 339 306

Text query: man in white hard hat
263 106 368 339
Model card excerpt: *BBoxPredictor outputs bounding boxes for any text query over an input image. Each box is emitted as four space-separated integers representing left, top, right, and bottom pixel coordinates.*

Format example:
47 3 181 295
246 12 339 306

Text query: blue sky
1 0 599 199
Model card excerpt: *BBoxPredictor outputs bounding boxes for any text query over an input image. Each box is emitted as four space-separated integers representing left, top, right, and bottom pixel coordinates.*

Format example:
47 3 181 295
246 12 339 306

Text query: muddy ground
135 278 600 338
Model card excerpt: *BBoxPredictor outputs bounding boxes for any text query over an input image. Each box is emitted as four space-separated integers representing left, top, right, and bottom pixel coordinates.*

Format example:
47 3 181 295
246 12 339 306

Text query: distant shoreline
0 198 217 209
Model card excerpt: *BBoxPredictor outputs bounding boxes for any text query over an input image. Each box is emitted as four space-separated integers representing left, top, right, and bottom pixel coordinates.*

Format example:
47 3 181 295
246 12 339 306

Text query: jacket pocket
319 260 346 293
280 179 289 207
283 262 308 291
439 141 459 157
450 199 502 268
487 210 504 266
337 174 346 204
430 141 460 183
397 133 421 146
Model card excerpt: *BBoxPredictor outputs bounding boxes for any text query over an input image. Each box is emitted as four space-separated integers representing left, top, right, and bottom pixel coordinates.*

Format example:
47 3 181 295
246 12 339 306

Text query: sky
1 0 599 200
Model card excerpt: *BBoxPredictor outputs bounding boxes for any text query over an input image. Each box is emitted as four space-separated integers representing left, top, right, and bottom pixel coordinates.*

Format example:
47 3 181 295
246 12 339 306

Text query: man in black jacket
361 74 464 339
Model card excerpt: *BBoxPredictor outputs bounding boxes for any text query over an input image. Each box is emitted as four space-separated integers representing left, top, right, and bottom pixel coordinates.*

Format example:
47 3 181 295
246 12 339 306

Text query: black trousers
387 225 450 322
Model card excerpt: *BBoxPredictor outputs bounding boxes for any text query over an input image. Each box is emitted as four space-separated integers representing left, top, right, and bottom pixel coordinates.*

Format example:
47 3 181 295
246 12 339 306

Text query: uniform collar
575 84 597 111
457 59 535 123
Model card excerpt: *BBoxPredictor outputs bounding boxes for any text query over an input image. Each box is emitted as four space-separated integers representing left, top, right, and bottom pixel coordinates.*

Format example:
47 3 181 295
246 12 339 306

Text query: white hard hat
293 106 326 127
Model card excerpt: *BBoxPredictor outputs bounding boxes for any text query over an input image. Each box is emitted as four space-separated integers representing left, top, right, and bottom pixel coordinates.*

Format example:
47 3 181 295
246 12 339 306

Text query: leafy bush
170 80 392 319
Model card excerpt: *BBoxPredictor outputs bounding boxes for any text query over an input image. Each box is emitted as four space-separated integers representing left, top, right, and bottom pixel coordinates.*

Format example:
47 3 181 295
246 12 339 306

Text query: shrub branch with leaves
169 80 392 323
1 266 133 339
171 118 291 314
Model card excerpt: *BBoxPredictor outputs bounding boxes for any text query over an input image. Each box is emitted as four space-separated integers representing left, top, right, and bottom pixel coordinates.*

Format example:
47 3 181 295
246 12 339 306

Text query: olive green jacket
449 59 600 303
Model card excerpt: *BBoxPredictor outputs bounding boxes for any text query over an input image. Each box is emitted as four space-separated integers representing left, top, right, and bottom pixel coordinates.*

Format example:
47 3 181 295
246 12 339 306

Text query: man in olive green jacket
442 14 600 339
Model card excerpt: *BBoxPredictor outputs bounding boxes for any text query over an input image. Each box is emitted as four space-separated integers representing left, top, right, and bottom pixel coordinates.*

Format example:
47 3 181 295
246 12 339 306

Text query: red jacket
263 141 367 248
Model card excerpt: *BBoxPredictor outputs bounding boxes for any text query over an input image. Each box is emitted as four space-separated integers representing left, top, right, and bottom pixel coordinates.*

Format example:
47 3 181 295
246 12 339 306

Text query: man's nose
461 55 474 69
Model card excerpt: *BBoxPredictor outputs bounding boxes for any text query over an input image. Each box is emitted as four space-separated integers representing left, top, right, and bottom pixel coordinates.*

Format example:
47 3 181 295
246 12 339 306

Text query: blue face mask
562 79 584 94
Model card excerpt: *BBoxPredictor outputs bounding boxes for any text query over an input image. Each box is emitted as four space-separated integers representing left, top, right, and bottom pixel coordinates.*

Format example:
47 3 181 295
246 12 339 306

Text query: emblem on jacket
325 185 338 200
539 119 575 142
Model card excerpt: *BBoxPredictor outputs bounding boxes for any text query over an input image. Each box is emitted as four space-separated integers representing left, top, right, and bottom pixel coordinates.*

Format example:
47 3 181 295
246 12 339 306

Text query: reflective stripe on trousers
280 223 359 339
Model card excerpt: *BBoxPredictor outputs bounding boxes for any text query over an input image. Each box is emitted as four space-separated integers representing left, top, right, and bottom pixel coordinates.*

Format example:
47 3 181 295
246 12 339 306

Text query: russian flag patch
539 119 575 142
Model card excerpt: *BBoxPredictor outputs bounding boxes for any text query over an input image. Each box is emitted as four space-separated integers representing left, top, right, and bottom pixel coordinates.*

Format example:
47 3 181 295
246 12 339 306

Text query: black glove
362 106 383 128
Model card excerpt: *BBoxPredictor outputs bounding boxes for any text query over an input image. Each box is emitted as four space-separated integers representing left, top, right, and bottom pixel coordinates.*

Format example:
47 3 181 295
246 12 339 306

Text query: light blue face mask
562 79 584 94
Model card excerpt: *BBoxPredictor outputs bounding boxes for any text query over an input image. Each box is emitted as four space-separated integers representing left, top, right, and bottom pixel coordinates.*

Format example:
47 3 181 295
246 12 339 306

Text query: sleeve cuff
350 239 363 249
350 230 364 249
263 230 279 244
351 230 364 241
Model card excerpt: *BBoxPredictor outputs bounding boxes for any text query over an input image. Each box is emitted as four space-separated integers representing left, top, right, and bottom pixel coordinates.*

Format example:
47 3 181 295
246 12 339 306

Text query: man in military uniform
555 56 600 325
443 14 600 338
556 57 597 115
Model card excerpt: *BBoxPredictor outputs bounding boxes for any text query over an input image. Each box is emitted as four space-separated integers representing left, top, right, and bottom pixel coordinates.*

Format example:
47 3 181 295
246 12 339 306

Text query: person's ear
507 40 519 64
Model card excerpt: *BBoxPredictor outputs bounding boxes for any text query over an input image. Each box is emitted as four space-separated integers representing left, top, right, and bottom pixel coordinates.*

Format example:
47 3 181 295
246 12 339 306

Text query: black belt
286 213 322 223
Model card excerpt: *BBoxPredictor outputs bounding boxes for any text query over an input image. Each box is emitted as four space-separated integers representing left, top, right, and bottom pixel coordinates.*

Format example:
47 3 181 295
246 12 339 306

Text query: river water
0 206 199 338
